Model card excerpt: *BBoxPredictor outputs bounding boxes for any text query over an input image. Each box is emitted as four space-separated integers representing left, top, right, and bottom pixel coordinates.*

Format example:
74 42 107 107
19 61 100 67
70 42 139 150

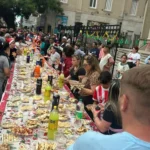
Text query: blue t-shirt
90 48 99 58
67 131 150 150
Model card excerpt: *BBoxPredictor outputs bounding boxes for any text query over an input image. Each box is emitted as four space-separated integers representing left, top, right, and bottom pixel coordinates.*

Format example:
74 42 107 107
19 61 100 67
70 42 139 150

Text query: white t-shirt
127 53 141 64
116 62 129 79
49 52 60 64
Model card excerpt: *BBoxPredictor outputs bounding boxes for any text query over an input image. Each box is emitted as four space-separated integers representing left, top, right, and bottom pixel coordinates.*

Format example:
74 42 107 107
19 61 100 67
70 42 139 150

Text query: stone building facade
37 0 149 47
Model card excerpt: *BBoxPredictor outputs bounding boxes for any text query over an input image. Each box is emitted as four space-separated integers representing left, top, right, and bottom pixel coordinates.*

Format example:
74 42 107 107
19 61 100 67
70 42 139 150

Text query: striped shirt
93 85 109 104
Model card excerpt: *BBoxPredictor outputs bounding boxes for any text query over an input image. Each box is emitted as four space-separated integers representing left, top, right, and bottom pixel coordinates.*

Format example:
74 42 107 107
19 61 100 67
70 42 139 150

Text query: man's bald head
120 66 150 125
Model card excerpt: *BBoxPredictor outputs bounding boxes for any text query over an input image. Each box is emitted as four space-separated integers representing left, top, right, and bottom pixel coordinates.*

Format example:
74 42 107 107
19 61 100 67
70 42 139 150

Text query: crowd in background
0 27 150 150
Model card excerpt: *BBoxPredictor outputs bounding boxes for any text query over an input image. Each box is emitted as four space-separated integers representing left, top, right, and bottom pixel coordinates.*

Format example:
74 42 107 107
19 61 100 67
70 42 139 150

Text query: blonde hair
121 66 150 125
84 55 100 75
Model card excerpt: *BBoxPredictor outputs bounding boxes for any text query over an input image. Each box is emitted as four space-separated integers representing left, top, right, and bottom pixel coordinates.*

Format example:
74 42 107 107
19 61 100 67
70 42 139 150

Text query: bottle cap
54 106 57 109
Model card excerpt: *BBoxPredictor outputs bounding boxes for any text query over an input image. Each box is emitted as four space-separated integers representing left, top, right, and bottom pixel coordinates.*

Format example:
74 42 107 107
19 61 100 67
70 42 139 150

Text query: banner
56 15 68 27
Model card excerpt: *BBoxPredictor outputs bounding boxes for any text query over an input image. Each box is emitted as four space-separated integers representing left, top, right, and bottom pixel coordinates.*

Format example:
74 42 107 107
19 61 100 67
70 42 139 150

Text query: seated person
92 80 122 135
79 55 100 120
127 46 140 68
63 46 74 77
93 71 112 105
48 46 60 65
116 54 129 79
66 55 86 81
52 58 62 74
144 55 150 64
68 66 150 150
65 55 86 99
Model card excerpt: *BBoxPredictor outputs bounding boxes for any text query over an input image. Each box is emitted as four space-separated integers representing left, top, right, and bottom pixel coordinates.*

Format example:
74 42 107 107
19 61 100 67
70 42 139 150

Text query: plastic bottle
58 72 64 89
76 99 84 119
48 106 59 140
30 51 33 61
34 63 40 78
36 78 42 95
44 82 52 103
23 47 27 56
26 53 30 63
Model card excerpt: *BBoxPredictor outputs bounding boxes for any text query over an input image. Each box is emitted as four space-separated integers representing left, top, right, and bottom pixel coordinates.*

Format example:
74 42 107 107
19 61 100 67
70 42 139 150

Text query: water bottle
76 99 84 119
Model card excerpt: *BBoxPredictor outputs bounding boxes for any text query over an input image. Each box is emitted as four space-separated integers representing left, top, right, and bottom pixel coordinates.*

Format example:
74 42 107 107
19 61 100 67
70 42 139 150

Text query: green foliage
0 0 63 28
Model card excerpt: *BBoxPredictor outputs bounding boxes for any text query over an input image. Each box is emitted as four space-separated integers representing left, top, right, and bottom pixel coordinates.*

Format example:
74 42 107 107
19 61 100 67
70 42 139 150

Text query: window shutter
60 0 68 4
105 0 113 11
130 0 138 15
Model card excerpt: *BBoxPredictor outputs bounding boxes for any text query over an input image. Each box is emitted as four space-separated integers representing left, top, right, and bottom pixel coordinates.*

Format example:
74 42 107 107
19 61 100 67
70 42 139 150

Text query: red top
63 57 72 77
93 85 109 104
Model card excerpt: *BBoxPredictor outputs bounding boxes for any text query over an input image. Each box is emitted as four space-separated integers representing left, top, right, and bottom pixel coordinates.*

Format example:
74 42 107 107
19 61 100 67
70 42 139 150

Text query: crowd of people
0 27 150 150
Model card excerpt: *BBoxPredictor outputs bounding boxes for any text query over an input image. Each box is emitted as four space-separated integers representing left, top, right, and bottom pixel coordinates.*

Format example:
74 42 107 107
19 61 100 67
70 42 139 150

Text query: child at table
93 71 112 109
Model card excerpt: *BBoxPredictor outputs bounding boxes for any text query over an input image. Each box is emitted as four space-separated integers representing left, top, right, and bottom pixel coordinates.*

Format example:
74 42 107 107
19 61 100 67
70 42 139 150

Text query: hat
62 36 67 40
7 38 15 45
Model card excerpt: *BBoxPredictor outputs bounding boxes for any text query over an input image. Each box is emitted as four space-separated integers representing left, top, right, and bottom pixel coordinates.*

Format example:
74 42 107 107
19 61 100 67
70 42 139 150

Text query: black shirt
52 64 62 72
70 67 86 81
103 105 122 135
10 48 17 62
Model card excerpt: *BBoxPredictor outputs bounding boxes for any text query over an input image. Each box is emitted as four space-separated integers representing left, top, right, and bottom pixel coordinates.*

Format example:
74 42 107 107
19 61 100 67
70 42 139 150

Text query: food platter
2 134 19 143
0 54 92 150
36 142 57 150
1 122 17 129
26 119 38 129
0 144 10 150
10 112 23 118
11 126 33 136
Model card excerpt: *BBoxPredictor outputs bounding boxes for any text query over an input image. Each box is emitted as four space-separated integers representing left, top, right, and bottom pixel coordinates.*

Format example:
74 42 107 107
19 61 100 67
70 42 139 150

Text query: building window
90 0 97 8
105 0 113 11
130 0 138 16
60 0 68 4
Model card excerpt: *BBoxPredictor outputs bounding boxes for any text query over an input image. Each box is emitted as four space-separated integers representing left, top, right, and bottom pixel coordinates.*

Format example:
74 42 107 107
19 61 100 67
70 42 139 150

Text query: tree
0 0 63 29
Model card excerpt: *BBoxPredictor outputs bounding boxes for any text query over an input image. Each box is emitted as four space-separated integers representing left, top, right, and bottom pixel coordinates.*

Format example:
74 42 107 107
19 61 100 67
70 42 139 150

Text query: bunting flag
83 32 147 46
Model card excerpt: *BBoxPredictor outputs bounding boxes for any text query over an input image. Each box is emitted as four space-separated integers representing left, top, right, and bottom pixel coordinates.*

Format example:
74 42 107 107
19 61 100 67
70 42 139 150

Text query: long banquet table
0 50 92 150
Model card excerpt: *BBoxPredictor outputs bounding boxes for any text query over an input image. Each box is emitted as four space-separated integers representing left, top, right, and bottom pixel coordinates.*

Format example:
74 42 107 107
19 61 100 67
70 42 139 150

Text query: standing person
99 46 114 72
116 54 129 79
92 80 122 135
98 44 105 61
74 44 85 57
43 38 50 55
49 38 55 48
68 66 150 150
89 42 99 59
8 38 17 65
40 38 45 56
0 42 10 99
79 55 100 119
60 36 67 50
127 46 140 68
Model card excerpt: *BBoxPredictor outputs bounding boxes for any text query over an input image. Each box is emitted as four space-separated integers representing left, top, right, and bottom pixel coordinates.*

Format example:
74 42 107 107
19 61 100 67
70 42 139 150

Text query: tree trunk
2 13 16 29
